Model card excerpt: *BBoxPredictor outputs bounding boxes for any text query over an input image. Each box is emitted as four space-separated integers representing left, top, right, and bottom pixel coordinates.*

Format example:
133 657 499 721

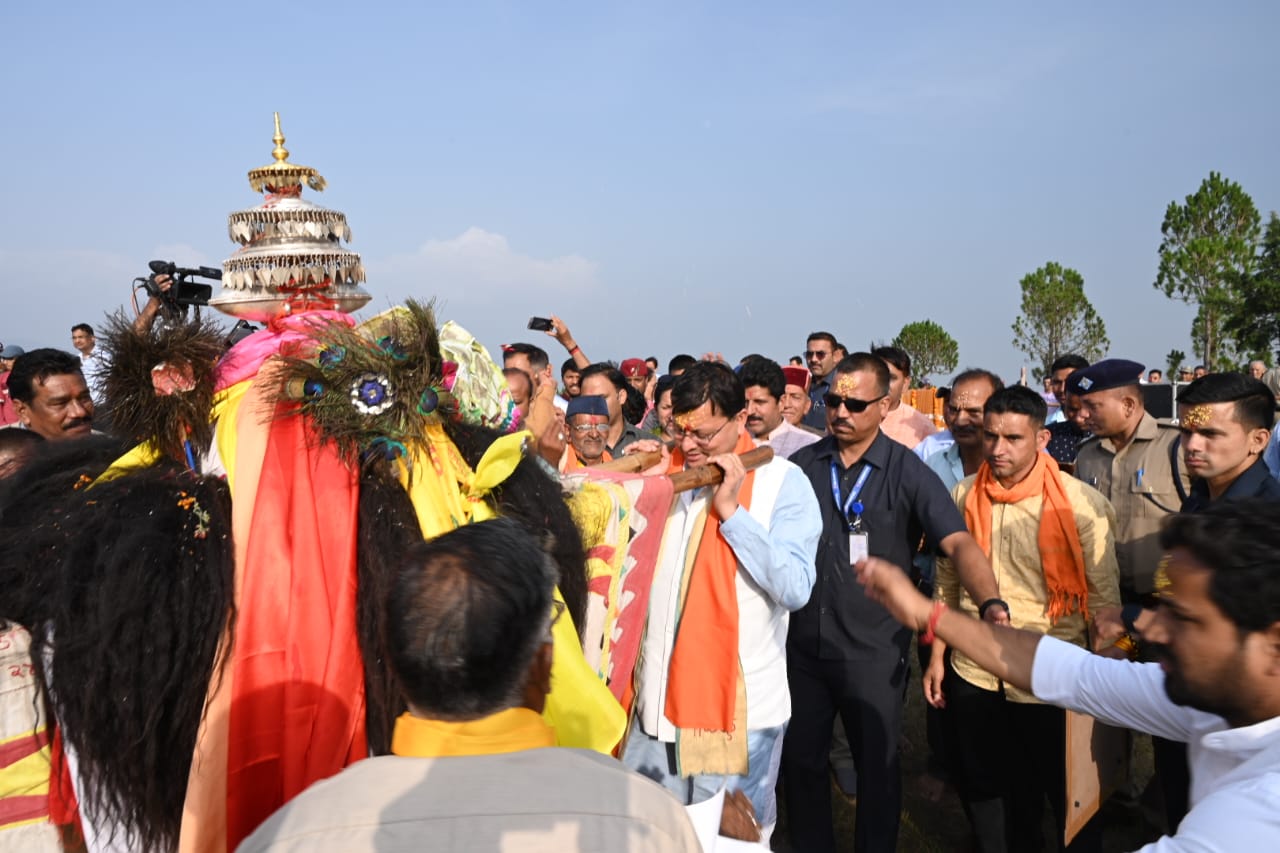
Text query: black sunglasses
823 393 885 413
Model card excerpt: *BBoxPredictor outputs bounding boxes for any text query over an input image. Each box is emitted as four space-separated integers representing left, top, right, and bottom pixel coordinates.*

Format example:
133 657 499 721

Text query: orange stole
663 429 756 732
964 453 1088 622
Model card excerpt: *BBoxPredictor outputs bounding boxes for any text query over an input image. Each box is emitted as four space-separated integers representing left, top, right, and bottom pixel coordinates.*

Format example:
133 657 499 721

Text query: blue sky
3 2 1278 384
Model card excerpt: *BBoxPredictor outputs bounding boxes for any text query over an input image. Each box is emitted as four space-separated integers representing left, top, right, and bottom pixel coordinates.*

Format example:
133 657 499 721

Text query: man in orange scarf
620 362 820 843
931 385 1120 852
239 518 699 853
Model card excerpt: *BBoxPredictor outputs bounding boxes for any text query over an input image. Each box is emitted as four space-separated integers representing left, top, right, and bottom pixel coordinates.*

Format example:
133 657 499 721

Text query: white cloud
373 227 599 299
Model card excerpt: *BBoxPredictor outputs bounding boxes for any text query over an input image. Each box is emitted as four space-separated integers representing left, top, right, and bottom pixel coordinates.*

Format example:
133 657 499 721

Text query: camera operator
134 273 174 334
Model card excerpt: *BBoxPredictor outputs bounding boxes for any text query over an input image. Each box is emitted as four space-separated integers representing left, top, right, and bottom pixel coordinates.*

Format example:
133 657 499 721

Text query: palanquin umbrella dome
210 113 372 322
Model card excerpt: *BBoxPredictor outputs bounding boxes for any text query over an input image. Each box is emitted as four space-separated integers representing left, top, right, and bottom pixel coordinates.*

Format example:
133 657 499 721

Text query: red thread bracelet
922 601 947 645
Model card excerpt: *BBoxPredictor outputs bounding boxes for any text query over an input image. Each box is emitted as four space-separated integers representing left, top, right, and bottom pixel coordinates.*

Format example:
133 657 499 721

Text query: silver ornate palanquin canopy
209 113 371 321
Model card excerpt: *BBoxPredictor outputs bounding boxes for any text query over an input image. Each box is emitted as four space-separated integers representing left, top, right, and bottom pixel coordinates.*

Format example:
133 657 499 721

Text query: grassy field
771 674 1164 852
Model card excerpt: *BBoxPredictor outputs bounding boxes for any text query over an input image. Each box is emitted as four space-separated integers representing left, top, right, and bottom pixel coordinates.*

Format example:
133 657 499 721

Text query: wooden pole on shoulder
587 446 774 494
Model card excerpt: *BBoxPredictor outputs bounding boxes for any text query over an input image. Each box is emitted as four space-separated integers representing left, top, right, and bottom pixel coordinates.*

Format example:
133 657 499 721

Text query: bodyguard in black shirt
783 353 1006 853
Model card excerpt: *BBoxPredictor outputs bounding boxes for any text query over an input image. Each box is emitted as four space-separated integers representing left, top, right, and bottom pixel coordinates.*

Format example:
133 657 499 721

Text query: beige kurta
936 469 1121 703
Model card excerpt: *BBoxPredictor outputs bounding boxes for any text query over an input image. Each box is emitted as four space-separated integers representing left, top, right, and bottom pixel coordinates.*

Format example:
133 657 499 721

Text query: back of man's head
671 361 745 418
1178 373 1276 432
1050 354 1090 375
7 348 85 404
984 385 1048 429
1160 500 1280 636
832 352 890 398
668 353 697 375
388 518 557 721
503 343 549 374
871 345 911 378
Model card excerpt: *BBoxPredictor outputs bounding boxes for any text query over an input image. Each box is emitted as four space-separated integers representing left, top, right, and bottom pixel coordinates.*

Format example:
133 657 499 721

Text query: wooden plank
1064 709 1129 844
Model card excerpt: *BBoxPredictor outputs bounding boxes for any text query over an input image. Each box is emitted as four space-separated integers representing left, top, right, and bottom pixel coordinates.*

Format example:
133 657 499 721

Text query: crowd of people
2 313 1280 853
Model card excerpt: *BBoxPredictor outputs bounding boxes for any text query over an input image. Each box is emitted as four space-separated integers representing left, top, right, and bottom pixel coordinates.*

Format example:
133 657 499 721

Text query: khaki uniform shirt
1074 413 1189 594
936 470 1120 703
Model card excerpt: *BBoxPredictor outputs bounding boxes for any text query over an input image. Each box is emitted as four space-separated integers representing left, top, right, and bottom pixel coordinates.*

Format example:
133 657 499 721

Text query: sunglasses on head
823 393 885 413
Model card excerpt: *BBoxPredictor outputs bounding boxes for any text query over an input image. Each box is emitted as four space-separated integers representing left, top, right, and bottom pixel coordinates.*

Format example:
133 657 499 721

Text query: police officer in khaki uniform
1067 358 1191 834
1068 359 1190 602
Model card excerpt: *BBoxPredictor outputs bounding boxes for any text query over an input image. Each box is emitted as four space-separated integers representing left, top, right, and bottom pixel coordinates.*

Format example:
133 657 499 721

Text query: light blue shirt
914 428 954 461
915 443 967 585
717 460 822 611
925 443 966 492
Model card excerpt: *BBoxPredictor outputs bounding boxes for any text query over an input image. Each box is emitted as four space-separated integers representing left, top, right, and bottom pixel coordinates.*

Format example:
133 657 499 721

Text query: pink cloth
215 311 355 392
881 402 938 450
0 371 18 427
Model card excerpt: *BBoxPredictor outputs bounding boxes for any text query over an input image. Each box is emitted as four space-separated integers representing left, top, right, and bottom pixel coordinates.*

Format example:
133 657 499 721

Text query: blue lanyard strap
829 462 871 525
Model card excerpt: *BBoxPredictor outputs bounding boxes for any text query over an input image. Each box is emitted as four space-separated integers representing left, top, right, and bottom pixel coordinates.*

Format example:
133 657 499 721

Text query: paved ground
770 673 1165 852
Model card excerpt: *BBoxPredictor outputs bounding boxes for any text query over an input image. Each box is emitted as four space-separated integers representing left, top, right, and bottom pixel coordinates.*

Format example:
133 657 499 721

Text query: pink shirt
880 402 937 450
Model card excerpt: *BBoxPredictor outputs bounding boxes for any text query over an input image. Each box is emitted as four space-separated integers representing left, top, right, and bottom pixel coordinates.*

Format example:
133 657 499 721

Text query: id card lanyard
830 462 872 565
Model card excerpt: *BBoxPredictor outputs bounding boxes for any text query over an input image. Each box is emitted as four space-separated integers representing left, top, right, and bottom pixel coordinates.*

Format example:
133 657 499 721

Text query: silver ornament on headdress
209 113 372 322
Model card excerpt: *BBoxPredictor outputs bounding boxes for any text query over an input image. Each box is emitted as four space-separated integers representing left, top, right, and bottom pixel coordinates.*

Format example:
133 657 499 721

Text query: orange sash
663 429 755 732
964 452 1088 622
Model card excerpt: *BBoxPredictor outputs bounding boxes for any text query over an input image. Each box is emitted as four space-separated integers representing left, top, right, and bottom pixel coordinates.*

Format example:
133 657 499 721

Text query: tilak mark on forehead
1181 404 1213 430
674 411 704 432
1154 553 1172 598
832 374 861 397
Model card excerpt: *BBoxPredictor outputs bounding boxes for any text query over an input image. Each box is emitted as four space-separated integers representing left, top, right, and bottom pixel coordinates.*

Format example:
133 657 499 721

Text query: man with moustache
563 395 612 469
928 386 1119 852
740 357 818 460
923 369 1004 491
855 499 1280 853
1095 373 1280 824
578 363 645 456
7 349 95 440
621 362 820 842
560 358 582 403
803 332 840 431
1071 359 1189 604
1070 359 1192 829
783 352 1006 853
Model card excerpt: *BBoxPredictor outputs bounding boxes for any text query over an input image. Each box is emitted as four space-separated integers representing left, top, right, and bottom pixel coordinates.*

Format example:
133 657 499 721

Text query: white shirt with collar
634 453 820 741
1032 636 1280 851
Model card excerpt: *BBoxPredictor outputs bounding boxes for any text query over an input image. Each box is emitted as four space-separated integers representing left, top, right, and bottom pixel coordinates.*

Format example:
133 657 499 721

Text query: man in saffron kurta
238 519 698 853
621 362 820 841
931 386 1120 852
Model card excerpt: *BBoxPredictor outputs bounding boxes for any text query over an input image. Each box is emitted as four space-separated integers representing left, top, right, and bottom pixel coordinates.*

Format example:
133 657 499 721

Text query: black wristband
1121 603 1143 634
978 598 1010 620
